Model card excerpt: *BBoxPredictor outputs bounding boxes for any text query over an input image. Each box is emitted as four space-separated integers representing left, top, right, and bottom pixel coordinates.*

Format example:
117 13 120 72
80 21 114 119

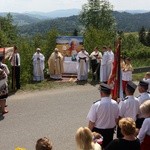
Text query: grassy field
13 72 146 92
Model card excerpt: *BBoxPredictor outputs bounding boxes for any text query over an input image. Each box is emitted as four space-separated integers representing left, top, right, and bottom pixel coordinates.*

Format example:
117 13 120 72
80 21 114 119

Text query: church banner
56 36 83 57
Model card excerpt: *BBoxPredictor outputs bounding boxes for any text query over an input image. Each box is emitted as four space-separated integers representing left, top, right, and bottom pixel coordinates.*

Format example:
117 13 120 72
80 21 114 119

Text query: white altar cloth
63 57 77 74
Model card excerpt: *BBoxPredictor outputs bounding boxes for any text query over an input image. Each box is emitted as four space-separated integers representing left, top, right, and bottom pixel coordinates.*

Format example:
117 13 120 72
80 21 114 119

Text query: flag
108 39 123 100
0 48 5 57
0 47 14 59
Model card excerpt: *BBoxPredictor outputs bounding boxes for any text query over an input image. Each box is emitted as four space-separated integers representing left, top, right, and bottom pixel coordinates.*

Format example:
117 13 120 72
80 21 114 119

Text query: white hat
54 48 59 51
36 48 41 51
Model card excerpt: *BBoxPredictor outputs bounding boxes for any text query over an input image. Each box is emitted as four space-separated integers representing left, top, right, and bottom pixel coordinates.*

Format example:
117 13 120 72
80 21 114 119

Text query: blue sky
0 0 150 12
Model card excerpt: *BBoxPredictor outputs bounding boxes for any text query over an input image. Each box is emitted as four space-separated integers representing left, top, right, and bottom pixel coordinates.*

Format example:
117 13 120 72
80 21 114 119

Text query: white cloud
0 0 87 12
109 0 150 10
0 0 149 13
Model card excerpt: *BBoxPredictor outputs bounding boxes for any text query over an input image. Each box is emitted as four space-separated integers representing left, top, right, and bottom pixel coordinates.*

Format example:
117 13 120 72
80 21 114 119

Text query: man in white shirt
136 80 150 129
10 46 20 89
87 83 119 148
90 47 102 81
117 81 139 138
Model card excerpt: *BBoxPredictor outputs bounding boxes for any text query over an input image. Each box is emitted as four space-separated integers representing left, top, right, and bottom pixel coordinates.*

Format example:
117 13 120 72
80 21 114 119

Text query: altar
63 57 78 74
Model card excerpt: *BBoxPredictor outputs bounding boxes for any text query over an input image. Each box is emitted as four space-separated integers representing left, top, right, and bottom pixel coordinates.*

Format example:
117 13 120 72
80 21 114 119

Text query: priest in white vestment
48 48 64 80
32 48 45 81
76 48 89 81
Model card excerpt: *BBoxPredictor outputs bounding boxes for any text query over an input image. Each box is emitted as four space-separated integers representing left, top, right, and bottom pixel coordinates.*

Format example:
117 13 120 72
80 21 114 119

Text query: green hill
16 11 150 36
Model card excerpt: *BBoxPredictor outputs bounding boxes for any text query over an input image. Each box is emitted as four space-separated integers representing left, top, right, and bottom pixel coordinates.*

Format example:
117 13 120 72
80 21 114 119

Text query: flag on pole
108 38 123 100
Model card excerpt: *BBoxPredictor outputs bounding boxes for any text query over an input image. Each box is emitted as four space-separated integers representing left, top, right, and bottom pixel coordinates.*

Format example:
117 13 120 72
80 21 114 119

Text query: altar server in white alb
76 47 89 81
32 48 45 81
100 46 109 83
107 46 114 79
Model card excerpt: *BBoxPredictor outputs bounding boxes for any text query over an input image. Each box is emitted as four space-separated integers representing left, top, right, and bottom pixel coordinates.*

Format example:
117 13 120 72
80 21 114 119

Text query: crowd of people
0 45 150 150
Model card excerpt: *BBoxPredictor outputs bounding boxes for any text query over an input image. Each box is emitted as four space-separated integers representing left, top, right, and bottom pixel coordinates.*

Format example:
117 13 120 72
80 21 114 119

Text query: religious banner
56 36 83 74
56 36 83 57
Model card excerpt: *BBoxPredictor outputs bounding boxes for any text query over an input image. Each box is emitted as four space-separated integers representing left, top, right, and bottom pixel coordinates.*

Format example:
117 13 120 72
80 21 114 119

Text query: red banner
108 39 121 100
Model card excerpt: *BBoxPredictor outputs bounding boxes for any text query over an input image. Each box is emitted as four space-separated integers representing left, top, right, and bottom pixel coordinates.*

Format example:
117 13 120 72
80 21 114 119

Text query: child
122 57 133 94
36 137 52 150
143 72 150 92
75 127 101 150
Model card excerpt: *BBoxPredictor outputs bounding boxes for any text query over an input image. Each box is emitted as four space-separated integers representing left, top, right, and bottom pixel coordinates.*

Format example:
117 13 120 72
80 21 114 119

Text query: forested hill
18 15 81 36
17 11 150 36
113 11 150 32
0 12 41 26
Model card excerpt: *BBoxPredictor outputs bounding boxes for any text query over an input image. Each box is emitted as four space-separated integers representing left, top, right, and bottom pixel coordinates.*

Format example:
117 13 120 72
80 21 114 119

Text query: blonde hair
140 100 150 117
36 137 52 150
145 72 150 78
75 127 93 150
119 117 136 136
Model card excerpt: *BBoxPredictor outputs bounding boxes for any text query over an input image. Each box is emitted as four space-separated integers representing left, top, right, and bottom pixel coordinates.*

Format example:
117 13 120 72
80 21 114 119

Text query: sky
0 0 150 13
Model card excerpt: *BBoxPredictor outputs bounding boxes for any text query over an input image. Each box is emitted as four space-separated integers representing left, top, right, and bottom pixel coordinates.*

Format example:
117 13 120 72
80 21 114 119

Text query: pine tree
73 29 78 36
79 0 115 31
139 26 146 46
146 28 150 47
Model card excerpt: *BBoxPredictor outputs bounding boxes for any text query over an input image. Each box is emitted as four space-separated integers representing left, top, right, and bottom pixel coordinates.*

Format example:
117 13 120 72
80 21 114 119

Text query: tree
44 28 58 61
146 28 150 47
0 30 8 47
73 29 78 36
139 26 146 46
79 0 115 31
84 26 115 52
0 13 17 46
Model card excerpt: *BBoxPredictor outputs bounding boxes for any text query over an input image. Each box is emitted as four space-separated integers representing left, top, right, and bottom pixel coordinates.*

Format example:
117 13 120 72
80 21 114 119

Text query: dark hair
126 87 135 94
14 45 17 50
102 46 107 49
36 137 52 150
0 56 4 61
101 90 111 95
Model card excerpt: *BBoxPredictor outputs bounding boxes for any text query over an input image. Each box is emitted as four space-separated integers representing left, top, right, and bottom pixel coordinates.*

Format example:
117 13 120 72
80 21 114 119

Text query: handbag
0 84 8 96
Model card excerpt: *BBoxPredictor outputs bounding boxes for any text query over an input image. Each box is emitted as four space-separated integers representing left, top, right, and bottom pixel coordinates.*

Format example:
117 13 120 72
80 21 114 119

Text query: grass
132 72 146 81
18 72 146 91
132 58 150 68
20 80 77 91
